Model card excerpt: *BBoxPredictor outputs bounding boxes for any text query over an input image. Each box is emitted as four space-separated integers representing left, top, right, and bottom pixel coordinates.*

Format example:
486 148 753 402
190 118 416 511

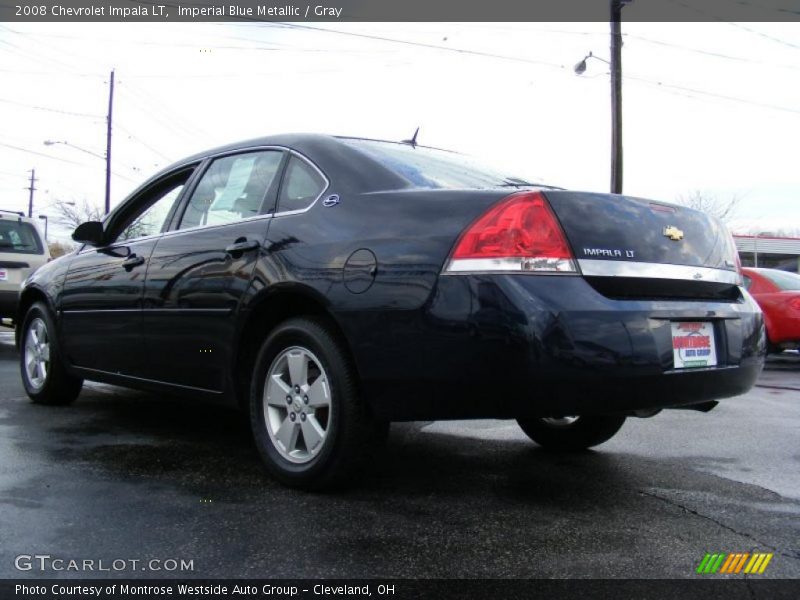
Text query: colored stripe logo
696 552 773 574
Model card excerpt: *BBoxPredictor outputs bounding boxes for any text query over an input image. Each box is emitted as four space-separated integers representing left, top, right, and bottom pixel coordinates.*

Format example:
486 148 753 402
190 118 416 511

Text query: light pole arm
44 140 105 161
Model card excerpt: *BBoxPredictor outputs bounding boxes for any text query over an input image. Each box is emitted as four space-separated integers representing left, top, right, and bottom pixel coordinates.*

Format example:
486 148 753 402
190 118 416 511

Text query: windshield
0 220 43 255
342 138 551 190
760 269 800 291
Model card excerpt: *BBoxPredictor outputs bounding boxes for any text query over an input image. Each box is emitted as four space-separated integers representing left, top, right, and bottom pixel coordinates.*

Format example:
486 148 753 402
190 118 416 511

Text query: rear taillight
445 191 576 273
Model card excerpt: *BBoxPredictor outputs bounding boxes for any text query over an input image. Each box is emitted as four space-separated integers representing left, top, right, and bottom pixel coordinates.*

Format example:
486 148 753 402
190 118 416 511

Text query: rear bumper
342 275 766 420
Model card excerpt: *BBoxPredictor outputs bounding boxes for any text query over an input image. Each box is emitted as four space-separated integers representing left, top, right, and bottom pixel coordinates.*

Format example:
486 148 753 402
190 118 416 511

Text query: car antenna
402 127 419 148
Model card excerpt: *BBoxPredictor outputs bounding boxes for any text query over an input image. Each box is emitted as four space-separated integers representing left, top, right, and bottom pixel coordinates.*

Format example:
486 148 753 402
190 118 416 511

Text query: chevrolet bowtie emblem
663 225 684 241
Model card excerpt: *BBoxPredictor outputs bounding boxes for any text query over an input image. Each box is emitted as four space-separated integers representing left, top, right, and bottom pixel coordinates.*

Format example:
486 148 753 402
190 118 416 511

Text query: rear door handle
121 254 145 270
225 239 260 255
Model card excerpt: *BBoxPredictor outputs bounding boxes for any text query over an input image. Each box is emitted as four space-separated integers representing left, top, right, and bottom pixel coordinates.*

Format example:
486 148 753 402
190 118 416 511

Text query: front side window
117 181 186 242
0 220 43 254
178 151 282 230
277 156 326 213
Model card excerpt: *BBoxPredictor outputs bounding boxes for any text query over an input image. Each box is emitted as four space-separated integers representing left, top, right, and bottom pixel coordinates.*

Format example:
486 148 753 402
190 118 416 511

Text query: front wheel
20 302 83 405
249 317 387 490
516 415 626 451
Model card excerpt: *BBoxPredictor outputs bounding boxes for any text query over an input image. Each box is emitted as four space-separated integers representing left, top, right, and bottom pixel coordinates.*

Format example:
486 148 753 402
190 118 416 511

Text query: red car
742 267 800 352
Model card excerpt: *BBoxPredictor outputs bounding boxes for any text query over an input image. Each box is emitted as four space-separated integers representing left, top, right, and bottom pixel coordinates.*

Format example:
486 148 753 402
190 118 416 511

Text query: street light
38 215 48 241
43 140 105 160
573 0 630 195
574 51 610 75
43 139 111 215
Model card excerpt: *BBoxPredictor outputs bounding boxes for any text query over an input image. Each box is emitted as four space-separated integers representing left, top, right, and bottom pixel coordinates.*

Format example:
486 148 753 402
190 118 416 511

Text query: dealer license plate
671 321 717 369
0 269 6 281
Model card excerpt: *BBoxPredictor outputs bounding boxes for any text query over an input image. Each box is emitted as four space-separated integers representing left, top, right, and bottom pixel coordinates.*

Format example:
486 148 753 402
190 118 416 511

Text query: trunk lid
542 191 741 300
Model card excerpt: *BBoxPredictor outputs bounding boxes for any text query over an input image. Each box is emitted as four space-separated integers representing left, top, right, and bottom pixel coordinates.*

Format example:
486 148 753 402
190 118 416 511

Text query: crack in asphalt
639 489 800 562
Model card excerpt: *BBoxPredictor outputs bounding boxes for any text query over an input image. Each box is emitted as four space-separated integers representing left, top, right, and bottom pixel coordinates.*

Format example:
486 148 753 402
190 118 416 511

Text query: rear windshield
761 269 800 291
0 220 43 255
342 138 548 190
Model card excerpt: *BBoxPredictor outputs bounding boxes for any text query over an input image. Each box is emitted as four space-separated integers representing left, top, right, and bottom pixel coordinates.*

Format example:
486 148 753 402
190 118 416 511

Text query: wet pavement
0 328 799 579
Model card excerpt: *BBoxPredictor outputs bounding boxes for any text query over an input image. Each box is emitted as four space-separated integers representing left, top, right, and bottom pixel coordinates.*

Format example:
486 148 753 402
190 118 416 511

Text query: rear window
341 138 544 190
761 269 800 291
0 220 43 255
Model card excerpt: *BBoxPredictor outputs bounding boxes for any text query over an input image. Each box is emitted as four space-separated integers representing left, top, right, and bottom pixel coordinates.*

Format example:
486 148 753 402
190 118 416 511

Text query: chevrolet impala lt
17 134 765 488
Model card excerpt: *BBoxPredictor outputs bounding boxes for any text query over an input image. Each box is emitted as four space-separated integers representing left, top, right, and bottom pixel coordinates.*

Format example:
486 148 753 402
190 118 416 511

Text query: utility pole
105 68 115 215
610 0 624 194
27 169 37 217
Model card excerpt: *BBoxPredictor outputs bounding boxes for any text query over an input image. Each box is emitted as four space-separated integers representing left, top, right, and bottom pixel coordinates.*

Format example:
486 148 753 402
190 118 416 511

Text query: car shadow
12 386 637 507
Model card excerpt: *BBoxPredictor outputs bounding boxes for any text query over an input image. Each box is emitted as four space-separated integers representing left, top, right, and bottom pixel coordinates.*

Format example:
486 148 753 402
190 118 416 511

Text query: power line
115 123 174 163
727 22 800 50
0 141 139 182
264 22 569 71
0 97 103 119
118 82 212 142
0 141 91 166
624 33 800 71
623 73 800 115
266 22 800 117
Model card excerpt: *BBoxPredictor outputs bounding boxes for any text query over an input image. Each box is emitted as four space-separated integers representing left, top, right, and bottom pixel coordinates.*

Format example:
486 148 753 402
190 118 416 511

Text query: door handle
121 255 145 270
225 239 260 255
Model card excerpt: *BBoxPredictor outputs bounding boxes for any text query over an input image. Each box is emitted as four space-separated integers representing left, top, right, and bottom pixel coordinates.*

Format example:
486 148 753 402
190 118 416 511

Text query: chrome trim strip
62 308 232 314
272 149 330 217
74 366 222 394
443 257 578 274
80 146 329 254
578 259 740 284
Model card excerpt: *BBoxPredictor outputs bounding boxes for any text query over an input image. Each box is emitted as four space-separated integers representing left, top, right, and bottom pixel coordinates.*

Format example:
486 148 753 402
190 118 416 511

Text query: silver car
0 210 50 323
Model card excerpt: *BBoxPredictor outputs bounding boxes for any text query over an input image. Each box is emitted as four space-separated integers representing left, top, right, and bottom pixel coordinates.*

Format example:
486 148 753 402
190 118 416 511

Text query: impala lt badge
663 225 684 241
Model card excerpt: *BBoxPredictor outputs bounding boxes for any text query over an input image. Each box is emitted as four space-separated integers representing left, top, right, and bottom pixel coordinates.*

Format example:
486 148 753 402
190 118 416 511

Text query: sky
0 21 798 243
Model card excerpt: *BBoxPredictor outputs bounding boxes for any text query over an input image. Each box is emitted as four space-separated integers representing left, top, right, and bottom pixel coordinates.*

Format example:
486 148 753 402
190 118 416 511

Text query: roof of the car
173 133 449 166
0 210 34 222
130 133 422 201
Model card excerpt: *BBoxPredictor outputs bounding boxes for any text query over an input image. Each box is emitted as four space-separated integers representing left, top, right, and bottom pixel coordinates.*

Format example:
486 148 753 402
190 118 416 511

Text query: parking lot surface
0 328 798 579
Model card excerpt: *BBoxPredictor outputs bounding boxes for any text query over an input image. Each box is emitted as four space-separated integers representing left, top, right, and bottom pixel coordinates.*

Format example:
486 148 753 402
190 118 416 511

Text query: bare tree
770 227 800 238
51 198 149 240
675 190 742 223
51 198 103 231
47 240 74 258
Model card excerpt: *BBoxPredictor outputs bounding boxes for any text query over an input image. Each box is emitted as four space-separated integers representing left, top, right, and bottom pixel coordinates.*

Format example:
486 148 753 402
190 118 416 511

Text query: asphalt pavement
0 327 798 579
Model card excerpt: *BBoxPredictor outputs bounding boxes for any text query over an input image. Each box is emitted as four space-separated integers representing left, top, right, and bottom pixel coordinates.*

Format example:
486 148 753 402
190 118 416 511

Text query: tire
516 415 626 451
20 302 83 405
249 316 388 490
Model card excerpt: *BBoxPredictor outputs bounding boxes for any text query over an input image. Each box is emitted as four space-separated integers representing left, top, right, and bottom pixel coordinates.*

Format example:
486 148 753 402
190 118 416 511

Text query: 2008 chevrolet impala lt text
16 134 765 489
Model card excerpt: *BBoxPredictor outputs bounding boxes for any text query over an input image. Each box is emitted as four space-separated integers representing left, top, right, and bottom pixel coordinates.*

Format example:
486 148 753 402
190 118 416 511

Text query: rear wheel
249 317 387 490
20 302 83 405
516 415 626 451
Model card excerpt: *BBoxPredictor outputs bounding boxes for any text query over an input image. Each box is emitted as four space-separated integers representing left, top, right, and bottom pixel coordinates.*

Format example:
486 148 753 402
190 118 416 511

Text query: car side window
277 156 326 213
742 275 752 290
116 181 186 243
177 151 282 230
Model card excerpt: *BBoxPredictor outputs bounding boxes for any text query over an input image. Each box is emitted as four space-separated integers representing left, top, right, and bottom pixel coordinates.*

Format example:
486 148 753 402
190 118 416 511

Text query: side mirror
72 221 104 246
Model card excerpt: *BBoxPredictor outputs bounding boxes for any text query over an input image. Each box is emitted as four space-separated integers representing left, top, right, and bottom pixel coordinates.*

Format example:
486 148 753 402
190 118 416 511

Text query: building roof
734 234 800 255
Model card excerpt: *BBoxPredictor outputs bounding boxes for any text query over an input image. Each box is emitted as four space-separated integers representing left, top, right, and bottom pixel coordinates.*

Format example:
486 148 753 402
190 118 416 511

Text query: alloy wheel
263 346 332 464
24 317 50 390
